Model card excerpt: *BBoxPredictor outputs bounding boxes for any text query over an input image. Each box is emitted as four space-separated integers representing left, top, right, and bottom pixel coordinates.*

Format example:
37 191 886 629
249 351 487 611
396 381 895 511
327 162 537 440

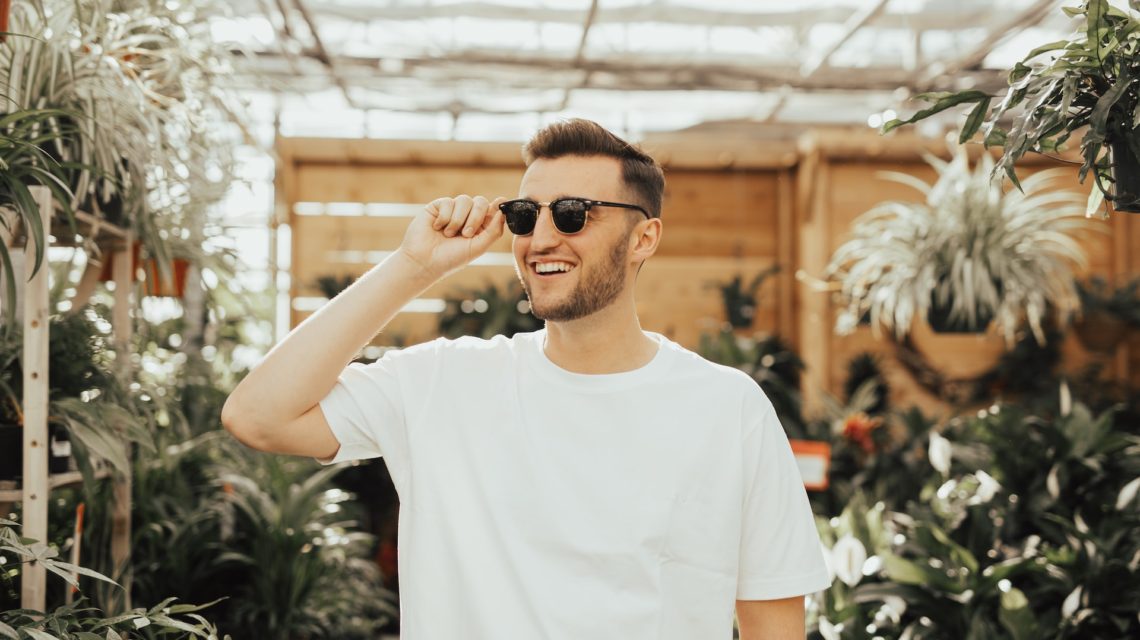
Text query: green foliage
825 146 1090 344
437 281 543 339
810 398 1140 640
710 266 779 329
882 0 1140 214
0 518 228 639
314 275 355 301
1074 274 1140 324
843 353 889 415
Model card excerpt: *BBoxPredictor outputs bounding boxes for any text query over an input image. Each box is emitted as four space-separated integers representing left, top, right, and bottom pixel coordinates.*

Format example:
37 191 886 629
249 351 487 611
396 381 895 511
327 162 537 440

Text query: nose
528 205 562 250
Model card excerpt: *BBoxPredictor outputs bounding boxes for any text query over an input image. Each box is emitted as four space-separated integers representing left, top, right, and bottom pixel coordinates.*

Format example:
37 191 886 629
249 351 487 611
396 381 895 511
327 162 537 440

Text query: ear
628 217 662 265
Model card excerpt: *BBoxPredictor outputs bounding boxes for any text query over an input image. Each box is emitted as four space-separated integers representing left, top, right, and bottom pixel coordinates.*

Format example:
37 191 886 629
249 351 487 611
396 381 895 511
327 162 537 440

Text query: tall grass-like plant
825 146 1091 344
0 0 246 312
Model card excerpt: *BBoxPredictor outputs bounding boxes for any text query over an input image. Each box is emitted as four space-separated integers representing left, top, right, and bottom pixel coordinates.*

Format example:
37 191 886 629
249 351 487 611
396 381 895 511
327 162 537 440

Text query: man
222 119 831 639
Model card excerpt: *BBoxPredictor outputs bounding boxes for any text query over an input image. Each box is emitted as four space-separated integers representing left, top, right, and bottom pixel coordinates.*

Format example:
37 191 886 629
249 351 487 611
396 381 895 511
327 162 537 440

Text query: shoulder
659 336 760 391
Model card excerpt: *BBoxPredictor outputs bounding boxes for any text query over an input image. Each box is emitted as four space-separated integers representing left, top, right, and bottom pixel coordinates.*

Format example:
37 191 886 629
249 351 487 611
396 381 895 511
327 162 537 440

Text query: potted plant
883 0 1140 214
438 281 544 339
710 265 780 330
1072 275 1140 352
825 145 1091 349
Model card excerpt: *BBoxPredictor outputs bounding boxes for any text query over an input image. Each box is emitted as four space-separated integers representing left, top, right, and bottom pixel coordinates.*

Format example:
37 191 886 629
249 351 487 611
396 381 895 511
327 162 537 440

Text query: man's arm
221 195 505 458
736 596 805 640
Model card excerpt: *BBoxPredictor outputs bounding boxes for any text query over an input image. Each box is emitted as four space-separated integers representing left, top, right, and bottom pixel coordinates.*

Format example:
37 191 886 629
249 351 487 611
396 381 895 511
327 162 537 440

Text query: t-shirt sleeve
736 391 832 600
315 339 443 490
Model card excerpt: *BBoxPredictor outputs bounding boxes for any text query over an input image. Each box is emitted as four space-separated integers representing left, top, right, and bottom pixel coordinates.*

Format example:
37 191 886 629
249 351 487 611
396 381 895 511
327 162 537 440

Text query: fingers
428 195 502 239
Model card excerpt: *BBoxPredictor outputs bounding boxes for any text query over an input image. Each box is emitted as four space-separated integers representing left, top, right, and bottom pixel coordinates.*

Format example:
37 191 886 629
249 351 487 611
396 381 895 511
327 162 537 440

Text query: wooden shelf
0 466 114 502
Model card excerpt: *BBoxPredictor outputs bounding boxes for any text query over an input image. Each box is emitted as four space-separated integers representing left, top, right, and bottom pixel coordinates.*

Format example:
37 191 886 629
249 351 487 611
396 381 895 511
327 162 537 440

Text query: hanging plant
883 0 1140 215
825 144 1091 344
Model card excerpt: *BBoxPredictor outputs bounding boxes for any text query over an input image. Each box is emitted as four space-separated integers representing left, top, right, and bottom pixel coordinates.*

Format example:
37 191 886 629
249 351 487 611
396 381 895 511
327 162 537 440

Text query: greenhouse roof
216 0 1080 140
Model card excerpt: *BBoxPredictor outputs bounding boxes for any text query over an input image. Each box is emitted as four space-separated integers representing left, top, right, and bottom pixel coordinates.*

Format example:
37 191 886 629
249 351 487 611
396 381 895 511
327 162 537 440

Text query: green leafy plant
0 108 79 322
809 396 1140 639
1075 275 1140 325
710 266 779 329
438 281 543 339
1 517 228 638
883 0 1140 215
825 145 1090 343
843 353 890 416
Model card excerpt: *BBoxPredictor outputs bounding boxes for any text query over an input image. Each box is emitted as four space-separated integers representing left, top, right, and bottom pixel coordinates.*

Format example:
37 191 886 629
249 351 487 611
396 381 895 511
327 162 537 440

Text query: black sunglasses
498 197 650 235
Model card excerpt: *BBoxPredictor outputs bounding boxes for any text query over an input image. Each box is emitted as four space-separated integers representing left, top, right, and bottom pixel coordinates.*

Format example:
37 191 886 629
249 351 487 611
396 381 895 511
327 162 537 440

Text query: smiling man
222 119 830 639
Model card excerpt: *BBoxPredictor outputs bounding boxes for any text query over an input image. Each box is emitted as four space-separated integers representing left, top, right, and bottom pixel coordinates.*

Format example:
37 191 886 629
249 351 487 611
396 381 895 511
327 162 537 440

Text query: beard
517 234 629 322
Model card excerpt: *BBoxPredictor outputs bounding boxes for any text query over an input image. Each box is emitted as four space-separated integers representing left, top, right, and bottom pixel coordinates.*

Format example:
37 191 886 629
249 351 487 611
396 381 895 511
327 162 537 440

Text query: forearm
736 596 805 640
224 249 438 431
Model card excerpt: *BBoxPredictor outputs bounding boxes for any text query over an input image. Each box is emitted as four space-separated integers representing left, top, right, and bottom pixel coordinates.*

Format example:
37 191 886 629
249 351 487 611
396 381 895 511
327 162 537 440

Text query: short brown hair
522 119 665 219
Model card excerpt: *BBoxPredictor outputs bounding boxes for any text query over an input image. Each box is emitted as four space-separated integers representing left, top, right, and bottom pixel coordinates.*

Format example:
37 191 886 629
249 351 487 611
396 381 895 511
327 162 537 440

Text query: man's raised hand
398 194 507 279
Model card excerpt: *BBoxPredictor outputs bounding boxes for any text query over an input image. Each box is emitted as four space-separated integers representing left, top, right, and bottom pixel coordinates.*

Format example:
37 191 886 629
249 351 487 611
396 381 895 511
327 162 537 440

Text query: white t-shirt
318 329 831 639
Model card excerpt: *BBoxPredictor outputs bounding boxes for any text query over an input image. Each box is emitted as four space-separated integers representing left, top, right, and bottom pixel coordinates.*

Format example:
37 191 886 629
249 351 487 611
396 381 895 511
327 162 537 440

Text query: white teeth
534 262 574 274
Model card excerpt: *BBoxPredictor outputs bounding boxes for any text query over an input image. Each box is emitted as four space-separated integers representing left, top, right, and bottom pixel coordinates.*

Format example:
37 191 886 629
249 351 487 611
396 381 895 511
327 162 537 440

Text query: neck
541 294 658 374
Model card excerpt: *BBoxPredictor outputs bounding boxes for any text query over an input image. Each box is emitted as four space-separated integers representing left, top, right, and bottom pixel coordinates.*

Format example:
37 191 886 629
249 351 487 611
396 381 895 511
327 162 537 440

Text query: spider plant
0 107 80 323
825 146 1092 344
1 0 246 308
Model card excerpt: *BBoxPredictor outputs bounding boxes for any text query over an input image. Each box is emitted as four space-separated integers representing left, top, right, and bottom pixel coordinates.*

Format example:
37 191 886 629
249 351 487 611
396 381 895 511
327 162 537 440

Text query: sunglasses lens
551 199 588 233
501 201 538 235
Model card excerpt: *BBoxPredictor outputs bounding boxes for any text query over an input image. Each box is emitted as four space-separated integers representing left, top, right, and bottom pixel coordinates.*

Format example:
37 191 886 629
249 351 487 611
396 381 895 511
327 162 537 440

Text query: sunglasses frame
498 197 651 236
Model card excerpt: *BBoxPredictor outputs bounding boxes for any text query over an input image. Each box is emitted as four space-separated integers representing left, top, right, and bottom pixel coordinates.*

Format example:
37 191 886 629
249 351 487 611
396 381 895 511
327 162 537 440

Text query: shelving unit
0 186 135 611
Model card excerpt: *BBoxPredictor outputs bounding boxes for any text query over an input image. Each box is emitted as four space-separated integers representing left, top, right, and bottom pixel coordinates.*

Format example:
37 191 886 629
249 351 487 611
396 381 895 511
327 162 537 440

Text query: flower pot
909 318 1007 379
0 0 10 43
1073 309 1129 353
98 242 190 297
143 257 189 297
0 423 20 481
1110 138 1140 213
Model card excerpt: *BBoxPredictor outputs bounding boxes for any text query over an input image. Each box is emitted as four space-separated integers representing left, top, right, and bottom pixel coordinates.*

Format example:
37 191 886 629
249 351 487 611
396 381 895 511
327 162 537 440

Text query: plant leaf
960 97 993 143
882 91 991 134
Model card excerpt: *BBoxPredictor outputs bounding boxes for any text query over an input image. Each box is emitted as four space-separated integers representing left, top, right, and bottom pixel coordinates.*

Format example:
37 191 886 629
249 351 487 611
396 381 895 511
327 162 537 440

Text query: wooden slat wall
279 134 1140 415
282 139 791 350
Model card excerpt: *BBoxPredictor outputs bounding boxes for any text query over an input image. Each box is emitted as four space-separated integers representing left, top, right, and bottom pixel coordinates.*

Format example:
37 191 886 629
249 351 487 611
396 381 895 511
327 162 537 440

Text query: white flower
819 616 841 640
831 534 868 587
929 432 952 476
973 470 1002 504
1117 476 1140 511
1062 586 1082 619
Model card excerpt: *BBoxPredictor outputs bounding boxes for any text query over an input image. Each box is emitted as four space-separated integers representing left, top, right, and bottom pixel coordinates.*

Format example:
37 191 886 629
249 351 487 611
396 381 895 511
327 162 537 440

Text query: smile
532 261 576 277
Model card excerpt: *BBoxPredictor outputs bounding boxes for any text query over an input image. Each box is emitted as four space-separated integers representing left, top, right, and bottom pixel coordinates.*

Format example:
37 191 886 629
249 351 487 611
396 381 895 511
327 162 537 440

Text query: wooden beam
110 232 134 611
20 186 51 611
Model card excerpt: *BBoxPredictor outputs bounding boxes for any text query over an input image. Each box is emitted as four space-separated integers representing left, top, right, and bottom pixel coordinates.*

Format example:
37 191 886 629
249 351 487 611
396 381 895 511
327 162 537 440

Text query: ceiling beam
799 0 891 78
233 49 1007 94
226 0 1054 33
916 0 1060 85
556 0 600 112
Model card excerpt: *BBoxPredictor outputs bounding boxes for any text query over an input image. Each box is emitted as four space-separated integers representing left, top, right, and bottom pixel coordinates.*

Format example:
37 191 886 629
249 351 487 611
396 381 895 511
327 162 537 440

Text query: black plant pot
0 424 19 481
0 423 72 480
927 302 994 334
1111 138 1140 213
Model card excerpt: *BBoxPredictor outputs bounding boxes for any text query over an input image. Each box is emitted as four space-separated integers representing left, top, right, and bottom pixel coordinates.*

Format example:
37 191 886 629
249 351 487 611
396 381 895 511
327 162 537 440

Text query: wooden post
794 137 832 416
21 186 52 610
777 168 796 343
110 232 133 610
